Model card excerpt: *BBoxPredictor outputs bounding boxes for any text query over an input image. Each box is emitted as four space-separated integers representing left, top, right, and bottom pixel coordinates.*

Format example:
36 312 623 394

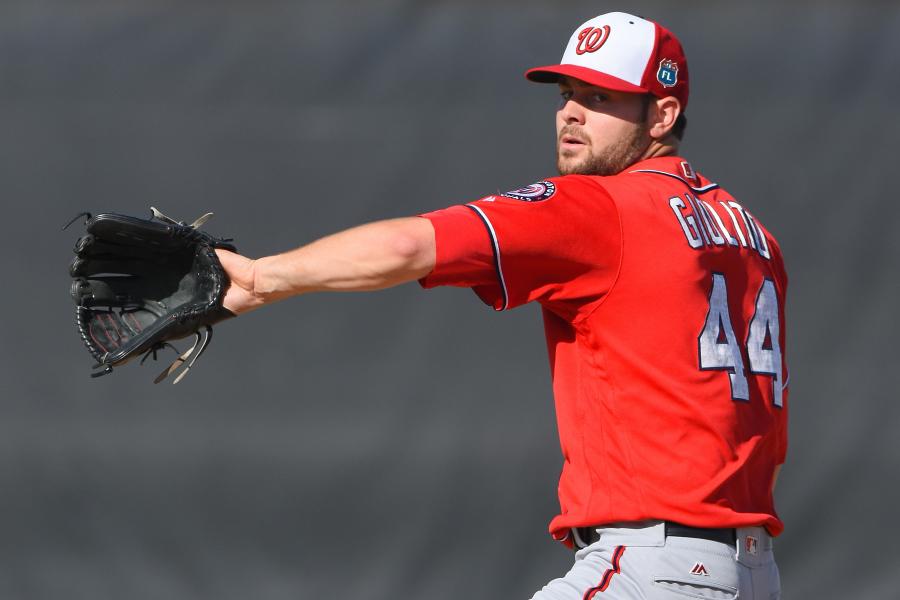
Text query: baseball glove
68 208 236 383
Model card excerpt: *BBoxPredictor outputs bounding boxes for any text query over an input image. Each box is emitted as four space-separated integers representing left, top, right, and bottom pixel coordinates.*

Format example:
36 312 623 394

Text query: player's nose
558 98 586 125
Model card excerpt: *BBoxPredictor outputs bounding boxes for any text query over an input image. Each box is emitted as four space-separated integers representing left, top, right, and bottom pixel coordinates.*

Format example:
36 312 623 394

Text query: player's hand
215 248 265 315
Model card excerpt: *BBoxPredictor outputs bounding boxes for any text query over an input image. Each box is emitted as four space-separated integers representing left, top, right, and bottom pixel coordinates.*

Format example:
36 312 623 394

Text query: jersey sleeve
419 175 622 320
417 204 505 307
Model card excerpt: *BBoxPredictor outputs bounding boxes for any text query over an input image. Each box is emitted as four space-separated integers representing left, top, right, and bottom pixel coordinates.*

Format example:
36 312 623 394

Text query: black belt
575 522 737 547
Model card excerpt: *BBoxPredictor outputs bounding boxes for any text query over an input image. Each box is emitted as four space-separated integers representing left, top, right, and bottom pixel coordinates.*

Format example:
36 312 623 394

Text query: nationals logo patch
501 180 556 202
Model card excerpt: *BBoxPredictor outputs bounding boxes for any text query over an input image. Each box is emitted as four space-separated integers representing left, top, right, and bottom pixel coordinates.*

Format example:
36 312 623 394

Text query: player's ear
648 96 681 140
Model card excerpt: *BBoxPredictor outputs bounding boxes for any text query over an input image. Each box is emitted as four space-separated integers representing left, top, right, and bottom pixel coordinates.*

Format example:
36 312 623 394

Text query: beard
556 122 650 176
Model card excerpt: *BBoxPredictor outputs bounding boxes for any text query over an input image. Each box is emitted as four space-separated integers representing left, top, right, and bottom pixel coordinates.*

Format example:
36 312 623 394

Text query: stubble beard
556 123 650 176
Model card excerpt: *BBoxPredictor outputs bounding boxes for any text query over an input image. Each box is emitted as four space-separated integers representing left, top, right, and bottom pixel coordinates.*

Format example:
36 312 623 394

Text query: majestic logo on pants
576 26 611 54
690 562 710 576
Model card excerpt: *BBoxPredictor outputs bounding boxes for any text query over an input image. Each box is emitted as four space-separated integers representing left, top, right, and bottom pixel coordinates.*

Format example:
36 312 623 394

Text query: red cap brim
525 64 648 95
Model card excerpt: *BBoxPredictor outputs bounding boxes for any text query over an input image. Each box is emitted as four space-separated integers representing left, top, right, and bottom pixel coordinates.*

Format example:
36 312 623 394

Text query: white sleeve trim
465 203 509 311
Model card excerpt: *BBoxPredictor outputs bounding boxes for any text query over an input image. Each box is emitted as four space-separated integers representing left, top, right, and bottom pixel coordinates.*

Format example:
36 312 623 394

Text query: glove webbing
151 325 214 384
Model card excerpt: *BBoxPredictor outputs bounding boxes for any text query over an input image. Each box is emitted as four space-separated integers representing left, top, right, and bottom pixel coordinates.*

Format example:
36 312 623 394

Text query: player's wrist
252 255 301 304
250 256 275 303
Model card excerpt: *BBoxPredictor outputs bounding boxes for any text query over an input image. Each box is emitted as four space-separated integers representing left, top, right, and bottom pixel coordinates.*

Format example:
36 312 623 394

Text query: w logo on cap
575 25 610 54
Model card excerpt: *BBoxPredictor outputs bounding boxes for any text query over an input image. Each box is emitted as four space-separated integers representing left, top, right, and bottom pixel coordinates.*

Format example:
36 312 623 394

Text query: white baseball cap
526 12 690 110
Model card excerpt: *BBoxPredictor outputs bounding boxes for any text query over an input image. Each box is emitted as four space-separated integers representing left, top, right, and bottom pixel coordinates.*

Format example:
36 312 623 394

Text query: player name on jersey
669 193 770 260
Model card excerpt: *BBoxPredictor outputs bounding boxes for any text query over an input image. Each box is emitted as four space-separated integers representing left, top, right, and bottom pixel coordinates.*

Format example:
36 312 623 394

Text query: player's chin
557 153 588 176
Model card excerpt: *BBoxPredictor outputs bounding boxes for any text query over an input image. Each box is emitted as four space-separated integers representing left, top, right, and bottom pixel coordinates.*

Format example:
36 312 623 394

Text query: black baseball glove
68 208 236 383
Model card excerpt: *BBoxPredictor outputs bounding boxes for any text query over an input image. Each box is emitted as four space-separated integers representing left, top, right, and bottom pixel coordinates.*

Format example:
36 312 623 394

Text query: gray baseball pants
531 521 780 600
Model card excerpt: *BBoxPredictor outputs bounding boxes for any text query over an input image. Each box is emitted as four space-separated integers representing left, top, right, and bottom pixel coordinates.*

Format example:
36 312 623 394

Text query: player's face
555 77 651 176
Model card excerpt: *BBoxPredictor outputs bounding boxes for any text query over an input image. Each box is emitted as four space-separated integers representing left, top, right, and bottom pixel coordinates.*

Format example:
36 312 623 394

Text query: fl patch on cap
526 12 689 110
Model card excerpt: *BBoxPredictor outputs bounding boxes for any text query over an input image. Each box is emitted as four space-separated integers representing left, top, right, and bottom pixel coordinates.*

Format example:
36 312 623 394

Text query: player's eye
591 93 609 104
558 90 573 103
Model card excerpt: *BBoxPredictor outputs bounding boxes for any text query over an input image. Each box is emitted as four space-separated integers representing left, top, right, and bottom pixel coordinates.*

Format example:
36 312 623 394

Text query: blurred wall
1 1 898 598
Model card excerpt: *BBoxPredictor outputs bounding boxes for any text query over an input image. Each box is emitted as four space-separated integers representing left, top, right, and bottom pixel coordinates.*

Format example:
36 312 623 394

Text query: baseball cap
526 12 690 110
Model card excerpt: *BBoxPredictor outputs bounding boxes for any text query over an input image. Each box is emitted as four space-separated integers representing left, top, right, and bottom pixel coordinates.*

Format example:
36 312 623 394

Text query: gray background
2 0 898 598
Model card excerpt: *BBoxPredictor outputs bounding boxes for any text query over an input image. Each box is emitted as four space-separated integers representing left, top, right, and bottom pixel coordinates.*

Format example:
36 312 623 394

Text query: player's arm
215 217 436 315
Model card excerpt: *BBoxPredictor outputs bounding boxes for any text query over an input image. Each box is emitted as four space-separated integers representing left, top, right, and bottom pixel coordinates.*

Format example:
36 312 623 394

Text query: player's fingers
215 248 254 287
215 249 266 315
221 286 259 316
214 247 240 269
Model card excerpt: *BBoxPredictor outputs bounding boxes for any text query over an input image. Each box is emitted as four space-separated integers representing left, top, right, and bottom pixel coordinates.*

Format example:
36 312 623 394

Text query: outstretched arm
215 217 436 315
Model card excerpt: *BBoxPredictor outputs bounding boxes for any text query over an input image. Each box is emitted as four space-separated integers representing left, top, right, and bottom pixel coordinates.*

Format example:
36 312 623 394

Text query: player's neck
640 136 681 161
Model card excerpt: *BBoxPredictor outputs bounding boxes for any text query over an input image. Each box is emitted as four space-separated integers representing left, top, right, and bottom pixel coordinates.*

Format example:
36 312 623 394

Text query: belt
575 522 737 547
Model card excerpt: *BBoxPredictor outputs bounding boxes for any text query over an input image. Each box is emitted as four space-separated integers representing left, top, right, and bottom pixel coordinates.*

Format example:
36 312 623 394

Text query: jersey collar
627 156 719 194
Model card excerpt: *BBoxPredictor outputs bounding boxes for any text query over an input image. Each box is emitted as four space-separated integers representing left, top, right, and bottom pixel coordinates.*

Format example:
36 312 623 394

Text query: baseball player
216 11 788 600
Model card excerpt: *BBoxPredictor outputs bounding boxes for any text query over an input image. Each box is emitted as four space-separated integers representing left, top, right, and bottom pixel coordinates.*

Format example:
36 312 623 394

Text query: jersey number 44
698 273 783 408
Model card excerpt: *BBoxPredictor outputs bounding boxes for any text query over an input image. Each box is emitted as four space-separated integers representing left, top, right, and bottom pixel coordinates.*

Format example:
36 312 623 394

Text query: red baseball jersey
419 156 789 541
